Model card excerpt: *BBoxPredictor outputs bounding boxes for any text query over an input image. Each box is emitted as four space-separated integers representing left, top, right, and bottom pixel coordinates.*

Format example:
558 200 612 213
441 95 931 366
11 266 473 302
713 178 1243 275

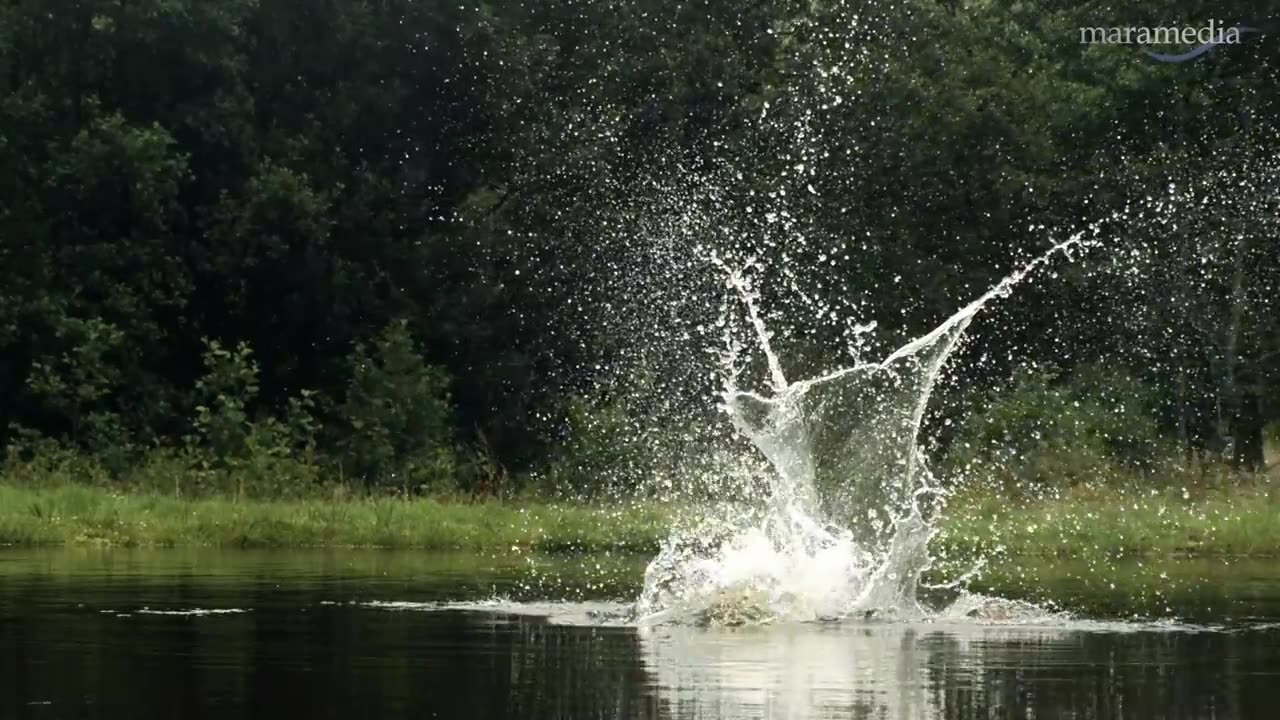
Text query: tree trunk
1177 360 1191 462
1216 227 1267 473
1232 380 1266 472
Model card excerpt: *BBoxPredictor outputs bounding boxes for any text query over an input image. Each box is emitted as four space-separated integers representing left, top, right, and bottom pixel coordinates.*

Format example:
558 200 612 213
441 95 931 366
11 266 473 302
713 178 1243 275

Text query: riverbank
2 480 1278 558
938 479 1280 559
0 484 669 553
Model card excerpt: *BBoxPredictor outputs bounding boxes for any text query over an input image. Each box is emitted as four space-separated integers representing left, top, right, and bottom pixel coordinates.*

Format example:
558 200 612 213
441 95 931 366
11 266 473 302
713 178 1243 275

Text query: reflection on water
636 620 1238 720
3 549 1280 719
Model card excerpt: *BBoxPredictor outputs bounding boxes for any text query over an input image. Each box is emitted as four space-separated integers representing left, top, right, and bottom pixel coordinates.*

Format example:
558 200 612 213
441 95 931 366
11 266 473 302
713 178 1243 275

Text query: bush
186 339 321 499
189 339 259 462
336 320 456 494
537 393 668 498
1 427 112 487
946 364 1167 491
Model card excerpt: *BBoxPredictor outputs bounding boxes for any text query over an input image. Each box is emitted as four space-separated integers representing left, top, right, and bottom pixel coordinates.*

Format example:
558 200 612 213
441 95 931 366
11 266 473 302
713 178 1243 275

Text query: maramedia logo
1080 20 1260 62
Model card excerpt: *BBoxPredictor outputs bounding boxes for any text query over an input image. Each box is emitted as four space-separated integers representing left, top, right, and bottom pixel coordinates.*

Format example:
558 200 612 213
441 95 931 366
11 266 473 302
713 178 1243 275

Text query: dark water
3 550 1280 719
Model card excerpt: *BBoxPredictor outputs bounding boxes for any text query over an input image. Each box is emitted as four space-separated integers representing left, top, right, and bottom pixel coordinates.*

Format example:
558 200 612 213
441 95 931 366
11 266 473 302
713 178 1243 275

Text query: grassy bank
939 480 1280 559
2 480 1279 559
0 484 669 553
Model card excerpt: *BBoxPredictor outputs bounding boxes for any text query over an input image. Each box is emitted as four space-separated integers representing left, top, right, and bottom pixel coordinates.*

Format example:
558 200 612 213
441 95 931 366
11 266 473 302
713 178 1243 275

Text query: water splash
635 235 1091 625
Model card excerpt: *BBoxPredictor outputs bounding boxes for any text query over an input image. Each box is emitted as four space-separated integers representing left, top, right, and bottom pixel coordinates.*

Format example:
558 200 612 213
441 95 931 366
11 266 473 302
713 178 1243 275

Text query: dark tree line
2 0 1278 494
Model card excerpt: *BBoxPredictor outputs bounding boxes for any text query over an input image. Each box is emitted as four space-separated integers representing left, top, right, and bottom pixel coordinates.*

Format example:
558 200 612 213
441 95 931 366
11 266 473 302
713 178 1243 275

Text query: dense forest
2 0 1278 498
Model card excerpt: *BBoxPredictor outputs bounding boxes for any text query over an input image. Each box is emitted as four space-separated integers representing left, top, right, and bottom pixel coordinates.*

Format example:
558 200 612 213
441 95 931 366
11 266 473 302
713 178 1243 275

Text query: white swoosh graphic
1146 26 1260 62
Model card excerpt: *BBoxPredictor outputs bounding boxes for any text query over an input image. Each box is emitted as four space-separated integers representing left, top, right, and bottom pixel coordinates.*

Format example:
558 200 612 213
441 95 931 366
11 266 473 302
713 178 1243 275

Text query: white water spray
635 235 1091 625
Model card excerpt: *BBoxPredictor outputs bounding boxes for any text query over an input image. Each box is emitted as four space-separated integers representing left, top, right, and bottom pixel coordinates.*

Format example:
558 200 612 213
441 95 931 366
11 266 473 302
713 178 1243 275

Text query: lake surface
3 549 1280 719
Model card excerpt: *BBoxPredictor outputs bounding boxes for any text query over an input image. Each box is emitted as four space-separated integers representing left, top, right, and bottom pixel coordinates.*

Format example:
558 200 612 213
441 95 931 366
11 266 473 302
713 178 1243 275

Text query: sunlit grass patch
3 477 1278 560
937 480 1280 561
0 484 670 553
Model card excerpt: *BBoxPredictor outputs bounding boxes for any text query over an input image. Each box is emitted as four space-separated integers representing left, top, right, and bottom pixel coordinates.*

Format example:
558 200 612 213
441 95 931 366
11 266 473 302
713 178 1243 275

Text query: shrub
187 339 321 499
538 394 657 498
1 427 112 487
946 364 1167 491
337 320 456 494
189 339 259 463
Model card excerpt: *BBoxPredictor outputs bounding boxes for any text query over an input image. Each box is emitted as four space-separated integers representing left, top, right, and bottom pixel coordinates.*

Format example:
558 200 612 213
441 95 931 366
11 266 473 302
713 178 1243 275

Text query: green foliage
948 365 1167 489
24 315 124 438
205 161 332 318
188 339 321 499
47 114 190 231
537 391 696 499
190 339 259 463
540 398 645 497
1 0 1280 495
337 320 456 493
2 427 112 488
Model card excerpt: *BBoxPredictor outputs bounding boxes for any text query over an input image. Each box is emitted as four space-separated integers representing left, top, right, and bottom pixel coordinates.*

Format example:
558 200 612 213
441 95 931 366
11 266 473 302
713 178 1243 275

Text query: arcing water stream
633 235 1092 626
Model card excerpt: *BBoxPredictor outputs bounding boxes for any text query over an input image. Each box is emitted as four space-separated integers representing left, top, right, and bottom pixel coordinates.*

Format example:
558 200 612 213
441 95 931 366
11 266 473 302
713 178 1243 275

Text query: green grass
3 479 1280 559
937 480 1280 560
0 484 669 552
